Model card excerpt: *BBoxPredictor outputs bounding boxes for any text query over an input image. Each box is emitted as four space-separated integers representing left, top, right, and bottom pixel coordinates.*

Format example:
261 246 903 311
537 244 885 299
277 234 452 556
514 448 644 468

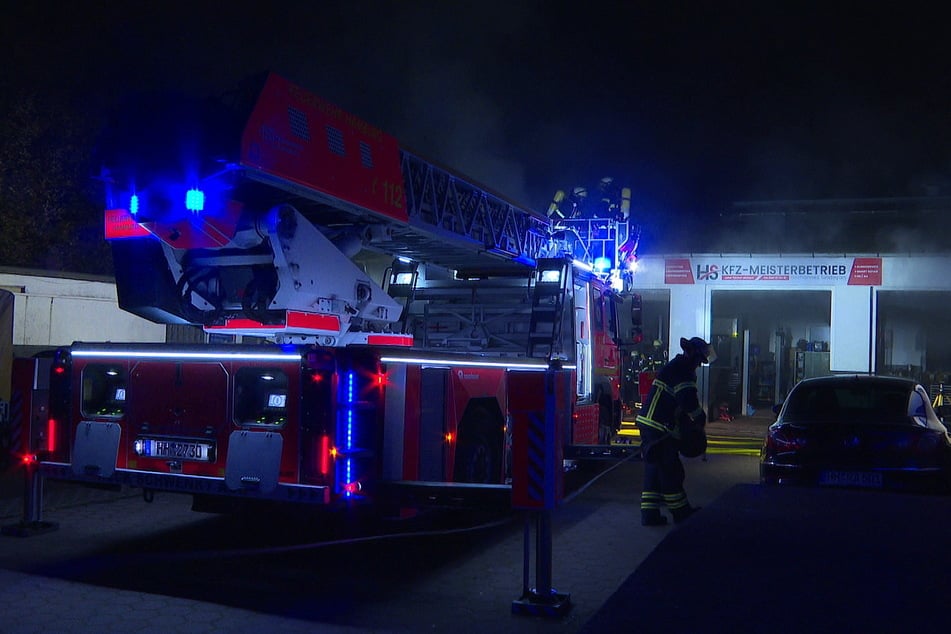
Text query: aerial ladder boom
103 72 635 344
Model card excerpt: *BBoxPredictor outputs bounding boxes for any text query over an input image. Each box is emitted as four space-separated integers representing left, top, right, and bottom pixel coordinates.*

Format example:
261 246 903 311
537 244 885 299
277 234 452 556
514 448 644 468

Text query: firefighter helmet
680 336 716 364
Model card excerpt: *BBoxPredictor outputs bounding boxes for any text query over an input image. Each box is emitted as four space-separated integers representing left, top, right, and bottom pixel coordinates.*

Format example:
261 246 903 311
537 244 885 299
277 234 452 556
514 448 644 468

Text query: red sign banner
664 258 695 284
847 257 883 285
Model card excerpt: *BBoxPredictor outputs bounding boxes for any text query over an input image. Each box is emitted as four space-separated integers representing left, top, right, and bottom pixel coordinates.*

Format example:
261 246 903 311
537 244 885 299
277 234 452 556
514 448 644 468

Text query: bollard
1 456 59 537
509 369 571 618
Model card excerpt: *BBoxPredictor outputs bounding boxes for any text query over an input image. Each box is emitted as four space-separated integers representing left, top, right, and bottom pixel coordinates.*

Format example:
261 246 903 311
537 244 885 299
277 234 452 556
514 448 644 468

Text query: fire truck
21 72 641 513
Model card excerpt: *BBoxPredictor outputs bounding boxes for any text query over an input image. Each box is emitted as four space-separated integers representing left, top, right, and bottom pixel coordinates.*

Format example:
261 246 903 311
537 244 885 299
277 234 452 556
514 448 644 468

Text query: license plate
819 470 883 488
134 438 214 462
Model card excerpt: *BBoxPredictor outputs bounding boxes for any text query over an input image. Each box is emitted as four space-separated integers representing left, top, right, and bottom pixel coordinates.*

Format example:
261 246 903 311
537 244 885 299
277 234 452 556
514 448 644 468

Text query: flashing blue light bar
185 188 205 212
129 194 139 216
344 372 356 498
593 256 612 271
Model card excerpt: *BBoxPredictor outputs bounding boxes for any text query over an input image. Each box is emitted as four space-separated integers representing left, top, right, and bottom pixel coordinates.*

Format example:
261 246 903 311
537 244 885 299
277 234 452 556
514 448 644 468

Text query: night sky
5 2 950 239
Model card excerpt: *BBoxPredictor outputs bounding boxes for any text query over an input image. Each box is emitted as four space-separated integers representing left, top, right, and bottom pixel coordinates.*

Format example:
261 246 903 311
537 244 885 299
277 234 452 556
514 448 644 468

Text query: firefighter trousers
640 426 690 519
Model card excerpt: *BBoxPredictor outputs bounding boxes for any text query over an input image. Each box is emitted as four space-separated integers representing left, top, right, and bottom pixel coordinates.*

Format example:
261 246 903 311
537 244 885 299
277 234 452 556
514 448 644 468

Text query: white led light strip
71 350 300 362
380 356 575 370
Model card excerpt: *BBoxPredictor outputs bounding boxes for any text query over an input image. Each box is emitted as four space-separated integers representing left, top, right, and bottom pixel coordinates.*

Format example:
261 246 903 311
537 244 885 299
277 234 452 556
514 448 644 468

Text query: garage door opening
711 290 830 420
876 290 951 415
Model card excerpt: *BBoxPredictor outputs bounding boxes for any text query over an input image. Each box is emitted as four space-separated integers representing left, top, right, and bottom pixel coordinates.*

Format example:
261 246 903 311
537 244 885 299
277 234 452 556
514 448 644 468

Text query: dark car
760 374 951 493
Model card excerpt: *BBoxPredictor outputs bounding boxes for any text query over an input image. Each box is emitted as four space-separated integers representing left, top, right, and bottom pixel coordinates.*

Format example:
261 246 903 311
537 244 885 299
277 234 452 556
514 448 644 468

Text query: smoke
698 202 951 256
8 2 951 241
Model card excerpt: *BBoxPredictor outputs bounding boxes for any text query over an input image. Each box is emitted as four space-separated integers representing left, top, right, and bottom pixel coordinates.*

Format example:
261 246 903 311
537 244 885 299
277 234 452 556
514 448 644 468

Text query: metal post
1 460 59 537
522 513 531 598
24 462 43 523
535 511 552 596
511 369 570 618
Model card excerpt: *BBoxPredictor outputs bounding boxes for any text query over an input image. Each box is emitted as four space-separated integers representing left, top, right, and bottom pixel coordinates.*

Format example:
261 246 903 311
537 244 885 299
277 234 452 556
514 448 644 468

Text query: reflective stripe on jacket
635 353 704 437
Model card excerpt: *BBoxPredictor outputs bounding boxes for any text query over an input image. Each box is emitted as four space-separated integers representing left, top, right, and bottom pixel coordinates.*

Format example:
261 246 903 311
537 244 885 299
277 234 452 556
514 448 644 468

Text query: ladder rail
400 151 551 264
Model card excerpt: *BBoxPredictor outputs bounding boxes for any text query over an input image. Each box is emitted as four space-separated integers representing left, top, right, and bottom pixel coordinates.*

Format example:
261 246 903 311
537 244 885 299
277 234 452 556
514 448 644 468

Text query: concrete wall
1 271 166 349
0 270 167 401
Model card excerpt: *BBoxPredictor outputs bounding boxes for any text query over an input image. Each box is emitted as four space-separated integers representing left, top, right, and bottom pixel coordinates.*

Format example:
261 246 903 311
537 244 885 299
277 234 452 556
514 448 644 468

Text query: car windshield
782 382 913 425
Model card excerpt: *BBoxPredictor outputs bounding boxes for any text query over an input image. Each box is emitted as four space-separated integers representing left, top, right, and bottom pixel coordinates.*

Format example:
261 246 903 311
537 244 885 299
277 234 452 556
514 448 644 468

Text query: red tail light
319 434 330 476
47 418 57 453
766 426 808 452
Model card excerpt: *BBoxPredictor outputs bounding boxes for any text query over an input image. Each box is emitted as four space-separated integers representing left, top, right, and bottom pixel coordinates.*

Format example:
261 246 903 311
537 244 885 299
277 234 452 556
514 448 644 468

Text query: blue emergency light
594 256 612 272
185 188 205 212
129 194 139 216
342 371 356 498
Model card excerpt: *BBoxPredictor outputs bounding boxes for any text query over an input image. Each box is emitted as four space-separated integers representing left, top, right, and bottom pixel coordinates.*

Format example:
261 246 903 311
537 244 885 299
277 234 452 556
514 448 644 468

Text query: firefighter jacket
635 353 706 439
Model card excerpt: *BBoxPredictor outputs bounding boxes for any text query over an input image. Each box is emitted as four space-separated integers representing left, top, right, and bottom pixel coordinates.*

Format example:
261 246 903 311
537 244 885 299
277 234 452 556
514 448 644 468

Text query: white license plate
134 438 213 462
819 470 883 488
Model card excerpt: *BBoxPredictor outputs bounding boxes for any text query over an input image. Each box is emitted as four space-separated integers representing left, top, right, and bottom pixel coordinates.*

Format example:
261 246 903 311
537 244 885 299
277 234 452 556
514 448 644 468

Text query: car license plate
134 438 213 462
819 470 883 488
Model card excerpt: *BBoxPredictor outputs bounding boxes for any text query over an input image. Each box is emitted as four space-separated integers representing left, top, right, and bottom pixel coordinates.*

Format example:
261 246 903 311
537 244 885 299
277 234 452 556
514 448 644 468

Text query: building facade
0 268 167 401
629 253 951 418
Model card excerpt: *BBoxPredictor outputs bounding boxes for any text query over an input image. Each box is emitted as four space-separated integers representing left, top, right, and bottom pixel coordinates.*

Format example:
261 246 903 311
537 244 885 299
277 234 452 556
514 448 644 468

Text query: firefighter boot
641 510 668 526
672 505 701 524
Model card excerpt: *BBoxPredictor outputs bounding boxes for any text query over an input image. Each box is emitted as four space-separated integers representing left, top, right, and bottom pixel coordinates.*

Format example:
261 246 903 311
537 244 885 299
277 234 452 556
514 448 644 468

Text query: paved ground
0 450 761 633
582 483 951 633
7 450 947 634
0 413 774 634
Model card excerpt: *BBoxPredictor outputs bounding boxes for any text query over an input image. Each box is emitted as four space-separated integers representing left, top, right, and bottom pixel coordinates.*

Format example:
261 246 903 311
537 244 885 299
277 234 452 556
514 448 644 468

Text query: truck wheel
454 431 499 484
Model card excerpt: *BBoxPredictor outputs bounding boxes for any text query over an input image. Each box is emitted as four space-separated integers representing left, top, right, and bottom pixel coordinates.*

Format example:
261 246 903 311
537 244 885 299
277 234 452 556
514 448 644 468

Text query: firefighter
635 336 715 526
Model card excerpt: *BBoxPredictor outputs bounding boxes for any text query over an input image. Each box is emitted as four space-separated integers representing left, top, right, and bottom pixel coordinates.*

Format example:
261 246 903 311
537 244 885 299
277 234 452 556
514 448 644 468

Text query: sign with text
665 256 882 286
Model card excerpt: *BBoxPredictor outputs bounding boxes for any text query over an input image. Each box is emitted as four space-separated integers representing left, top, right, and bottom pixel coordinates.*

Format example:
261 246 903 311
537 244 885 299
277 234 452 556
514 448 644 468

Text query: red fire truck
21 72 641 513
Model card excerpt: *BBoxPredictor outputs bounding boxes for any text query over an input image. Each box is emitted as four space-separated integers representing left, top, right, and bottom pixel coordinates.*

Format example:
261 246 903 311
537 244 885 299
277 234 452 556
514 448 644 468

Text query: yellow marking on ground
612 431 762 457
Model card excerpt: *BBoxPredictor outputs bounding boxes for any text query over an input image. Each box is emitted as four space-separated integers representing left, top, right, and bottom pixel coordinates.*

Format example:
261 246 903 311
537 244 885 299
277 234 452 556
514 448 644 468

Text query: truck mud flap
72 421 121 478
225 430 282 493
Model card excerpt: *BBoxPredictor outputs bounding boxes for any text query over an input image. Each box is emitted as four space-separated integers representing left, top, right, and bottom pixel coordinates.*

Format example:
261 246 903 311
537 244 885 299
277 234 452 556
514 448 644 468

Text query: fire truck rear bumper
377 480 512 510
36 462 331 505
